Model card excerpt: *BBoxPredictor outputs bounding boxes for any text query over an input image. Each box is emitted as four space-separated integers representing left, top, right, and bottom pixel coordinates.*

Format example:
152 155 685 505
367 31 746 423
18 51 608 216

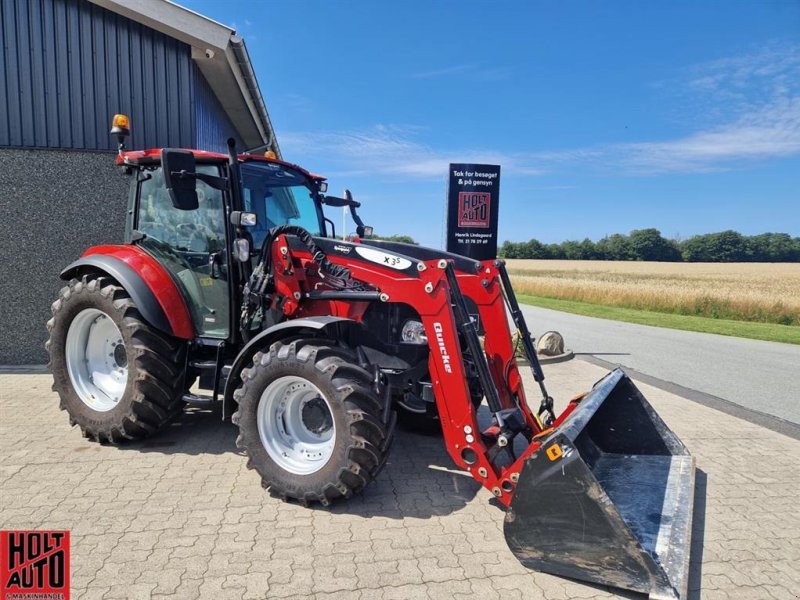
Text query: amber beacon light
111 113 130 154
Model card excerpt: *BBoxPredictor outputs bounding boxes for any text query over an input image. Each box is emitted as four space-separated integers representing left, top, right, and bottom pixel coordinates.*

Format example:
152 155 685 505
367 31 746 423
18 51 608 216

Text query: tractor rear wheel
233 338 394 505
47 274 187 442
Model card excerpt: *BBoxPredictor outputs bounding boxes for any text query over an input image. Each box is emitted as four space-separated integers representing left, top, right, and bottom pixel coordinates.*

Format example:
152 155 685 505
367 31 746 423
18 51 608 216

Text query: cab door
134 164 231 338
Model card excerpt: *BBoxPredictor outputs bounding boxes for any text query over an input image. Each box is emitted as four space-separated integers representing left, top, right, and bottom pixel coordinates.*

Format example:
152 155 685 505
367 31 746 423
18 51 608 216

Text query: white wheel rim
65 308 128 412
257 375 336 475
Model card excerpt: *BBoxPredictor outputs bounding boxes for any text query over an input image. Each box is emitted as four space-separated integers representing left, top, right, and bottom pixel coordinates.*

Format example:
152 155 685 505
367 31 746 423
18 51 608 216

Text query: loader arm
267 234 556 503
264 233 696 599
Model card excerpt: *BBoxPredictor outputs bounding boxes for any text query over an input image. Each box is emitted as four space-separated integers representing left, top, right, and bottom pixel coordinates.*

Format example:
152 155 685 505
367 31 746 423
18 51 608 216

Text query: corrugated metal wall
194 64 244 154
0 0 195 150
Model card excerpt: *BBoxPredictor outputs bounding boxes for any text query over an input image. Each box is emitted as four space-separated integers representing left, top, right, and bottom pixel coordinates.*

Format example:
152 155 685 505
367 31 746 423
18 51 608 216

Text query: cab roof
116 148 325 181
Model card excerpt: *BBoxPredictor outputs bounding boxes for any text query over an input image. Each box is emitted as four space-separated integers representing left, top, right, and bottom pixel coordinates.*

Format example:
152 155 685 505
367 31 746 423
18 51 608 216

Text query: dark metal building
0 0 279 364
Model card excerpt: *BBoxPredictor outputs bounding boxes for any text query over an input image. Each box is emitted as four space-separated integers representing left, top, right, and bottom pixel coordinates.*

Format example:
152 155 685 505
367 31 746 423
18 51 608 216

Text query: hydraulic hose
240 225 354 340
259 225 353 282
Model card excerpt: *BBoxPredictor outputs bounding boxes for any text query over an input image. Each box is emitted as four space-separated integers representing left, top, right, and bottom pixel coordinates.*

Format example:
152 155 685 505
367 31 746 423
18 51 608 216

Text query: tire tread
47 273 186 442
233 338 395 505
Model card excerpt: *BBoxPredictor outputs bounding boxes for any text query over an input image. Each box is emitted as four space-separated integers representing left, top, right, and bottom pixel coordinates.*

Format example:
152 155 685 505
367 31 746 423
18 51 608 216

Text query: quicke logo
433 322 452 373
1 531 70 600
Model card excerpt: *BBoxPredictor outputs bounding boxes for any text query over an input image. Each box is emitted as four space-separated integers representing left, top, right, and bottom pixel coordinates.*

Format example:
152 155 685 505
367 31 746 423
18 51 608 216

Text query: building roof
88 0 281 157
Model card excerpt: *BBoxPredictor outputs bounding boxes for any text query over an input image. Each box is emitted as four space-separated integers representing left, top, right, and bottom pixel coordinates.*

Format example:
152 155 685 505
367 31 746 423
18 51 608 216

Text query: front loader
47 115 695 599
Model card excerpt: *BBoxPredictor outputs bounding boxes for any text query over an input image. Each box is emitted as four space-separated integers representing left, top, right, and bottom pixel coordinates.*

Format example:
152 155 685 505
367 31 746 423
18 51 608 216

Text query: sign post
445 163 501 261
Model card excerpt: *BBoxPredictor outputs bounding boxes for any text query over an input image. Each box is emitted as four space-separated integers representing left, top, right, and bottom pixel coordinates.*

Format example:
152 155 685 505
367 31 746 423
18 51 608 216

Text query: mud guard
61 255 176 338
504 369 695 600
61 245 196 339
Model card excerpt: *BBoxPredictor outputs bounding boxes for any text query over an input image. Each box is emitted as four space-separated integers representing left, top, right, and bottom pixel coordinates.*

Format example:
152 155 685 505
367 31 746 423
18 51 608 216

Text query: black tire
233 338 395 506
46 273 187 443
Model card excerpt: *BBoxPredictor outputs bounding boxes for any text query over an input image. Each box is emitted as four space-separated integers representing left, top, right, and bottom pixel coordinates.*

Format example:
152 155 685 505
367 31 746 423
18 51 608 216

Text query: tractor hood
358 238 483 274
287 236 484 278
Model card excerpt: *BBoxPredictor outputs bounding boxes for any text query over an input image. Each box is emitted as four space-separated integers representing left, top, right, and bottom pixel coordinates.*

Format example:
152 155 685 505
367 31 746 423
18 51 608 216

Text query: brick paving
1 359 798 599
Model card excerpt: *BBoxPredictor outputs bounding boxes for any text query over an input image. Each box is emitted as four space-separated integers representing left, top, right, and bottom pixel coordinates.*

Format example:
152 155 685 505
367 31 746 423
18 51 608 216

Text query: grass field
506 260 800 344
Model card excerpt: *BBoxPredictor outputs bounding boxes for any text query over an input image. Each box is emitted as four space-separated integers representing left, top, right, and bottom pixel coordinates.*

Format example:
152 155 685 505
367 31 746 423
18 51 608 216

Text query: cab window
135 164 230 338
240 162 322 252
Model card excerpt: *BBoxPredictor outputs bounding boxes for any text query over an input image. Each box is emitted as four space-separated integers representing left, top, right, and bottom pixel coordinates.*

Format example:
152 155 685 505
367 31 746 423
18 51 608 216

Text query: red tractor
47 116 695 599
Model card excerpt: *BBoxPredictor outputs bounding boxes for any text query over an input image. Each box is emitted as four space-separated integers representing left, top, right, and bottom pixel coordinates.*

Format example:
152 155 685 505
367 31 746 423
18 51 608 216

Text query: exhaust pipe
504 369 695 599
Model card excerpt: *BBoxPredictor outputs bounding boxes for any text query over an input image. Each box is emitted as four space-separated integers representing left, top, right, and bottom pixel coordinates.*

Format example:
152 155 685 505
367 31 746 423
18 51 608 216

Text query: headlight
401 320 427 344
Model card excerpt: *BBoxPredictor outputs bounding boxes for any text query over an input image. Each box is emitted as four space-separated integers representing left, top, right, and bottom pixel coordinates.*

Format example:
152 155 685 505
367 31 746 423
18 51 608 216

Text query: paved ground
2 359 799 600
521 304 800 424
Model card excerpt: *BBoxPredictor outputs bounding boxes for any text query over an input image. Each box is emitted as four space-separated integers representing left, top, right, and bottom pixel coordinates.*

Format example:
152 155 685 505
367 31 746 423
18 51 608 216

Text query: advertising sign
446 164 501 261
1 530 70 599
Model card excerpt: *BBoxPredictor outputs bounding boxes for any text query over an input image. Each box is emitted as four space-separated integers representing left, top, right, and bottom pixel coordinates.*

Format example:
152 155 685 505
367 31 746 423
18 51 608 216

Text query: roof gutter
86 0 281 155
229 35 281 159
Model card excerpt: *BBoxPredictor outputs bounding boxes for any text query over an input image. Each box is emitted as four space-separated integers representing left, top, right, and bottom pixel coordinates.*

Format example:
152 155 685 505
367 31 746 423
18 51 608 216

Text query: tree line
367 234 419 245
499 229 800 262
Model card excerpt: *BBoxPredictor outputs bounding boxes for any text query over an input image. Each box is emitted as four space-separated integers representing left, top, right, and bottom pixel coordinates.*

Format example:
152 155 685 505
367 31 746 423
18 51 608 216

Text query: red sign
457 191 491 228
1 531 70 600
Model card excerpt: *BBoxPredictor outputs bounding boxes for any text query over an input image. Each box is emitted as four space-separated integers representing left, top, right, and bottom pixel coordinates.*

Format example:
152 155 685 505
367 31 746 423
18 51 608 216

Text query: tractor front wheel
233 338 394 505
47 274 187 442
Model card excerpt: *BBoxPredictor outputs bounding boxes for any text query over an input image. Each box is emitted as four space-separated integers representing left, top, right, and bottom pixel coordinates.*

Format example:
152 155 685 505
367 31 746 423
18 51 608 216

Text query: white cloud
280 125 546 179
540 43 800 174
615 97 800 173
282 43 800 179
411 62 512 81
411 63 480 79
604 45 800 173
686 42 800 95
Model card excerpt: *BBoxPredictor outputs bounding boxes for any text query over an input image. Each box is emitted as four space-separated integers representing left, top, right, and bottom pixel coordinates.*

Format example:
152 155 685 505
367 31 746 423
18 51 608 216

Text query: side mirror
230 211 257 227
161 149 199 211
362 225 374 238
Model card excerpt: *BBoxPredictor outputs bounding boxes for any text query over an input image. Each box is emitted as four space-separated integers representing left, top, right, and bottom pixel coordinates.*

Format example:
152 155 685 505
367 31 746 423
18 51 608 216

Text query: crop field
506 260 800 327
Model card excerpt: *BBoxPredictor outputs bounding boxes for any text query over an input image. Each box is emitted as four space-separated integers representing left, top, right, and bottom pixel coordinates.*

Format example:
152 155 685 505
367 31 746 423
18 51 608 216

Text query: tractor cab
118 145 336 341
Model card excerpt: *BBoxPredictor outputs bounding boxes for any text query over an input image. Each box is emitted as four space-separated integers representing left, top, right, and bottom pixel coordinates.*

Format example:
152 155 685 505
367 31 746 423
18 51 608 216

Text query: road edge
517 295 800 346
579 355 800 442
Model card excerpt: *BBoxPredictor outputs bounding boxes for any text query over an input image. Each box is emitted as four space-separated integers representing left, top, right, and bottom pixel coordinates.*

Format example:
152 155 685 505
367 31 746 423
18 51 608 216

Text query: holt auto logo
1 531 70 600
457 192 491 228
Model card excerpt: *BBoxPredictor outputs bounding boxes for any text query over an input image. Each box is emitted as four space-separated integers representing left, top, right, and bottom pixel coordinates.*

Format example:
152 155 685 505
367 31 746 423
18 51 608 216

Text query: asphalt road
520 304 800 425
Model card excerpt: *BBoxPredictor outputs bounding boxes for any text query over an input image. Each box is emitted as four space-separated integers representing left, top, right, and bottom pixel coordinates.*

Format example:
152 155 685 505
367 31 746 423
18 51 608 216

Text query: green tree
522 239 549 258
545 243 566 259
747 233 798 262
560 240 581 260
499 240 521 258
708 230 749 262
628 228 681 261
680 235 711 262
681 230 749 262
560 239 598 260
368 234 418 245
596 234 634 260
500 229 799 263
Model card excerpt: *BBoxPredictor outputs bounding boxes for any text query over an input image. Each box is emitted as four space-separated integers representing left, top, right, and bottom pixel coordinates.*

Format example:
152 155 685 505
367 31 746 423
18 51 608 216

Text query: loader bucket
504 368 695 600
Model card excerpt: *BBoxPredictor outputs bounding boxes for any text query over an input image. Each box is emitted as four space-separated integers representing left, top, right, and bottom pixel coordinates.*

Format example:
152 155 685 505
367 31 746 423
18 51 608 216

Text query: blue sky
182 0 800 248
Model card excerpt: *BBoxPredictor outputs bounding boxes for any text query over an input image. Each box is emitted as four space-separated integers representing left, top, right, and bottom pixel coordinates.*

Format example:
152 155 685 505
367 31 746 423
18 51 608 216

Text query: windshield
240 162 322 250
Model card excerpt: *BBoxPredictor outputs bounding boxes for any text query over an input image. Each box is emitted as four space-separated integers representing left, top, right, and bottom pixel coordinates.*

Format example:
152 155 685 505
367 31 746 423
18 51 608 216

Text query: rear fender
60 245 194 340
222 316 363 419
